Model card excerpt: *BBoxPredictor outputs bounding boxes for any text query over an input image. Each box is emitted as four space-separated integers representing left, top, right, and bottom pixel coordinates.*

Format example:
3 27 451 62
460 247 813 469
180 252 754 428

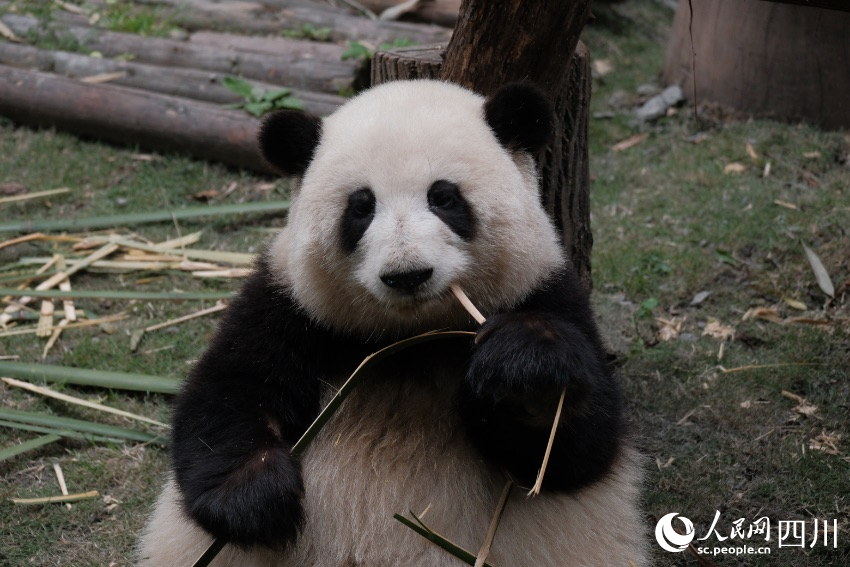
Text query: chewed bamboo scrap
527 387 567 497
450 283 486 324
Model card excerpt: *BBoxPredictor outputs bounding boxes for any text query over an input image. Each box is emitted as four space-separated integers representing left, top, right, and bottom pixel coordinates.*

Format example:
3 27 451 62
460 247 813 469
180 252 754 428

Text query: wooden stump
665 0 850 129
372 43 593 291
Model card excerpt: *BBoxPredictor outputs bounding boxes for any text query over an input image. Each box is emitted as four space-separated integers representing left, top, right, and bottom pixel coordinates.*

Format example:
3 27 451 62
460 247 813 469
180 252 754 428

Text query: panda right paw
177 446 305 550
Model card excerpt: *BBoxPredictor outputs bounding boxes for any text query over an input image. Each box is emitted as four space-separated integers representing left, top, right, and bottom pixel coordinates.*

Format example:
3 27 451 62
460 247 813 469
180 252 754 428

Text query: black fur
171 255 367 549
340 188 376 253
427 180 475 240
484 83 555 153
258 110 322 176
461 268 624 492
173 257 623 548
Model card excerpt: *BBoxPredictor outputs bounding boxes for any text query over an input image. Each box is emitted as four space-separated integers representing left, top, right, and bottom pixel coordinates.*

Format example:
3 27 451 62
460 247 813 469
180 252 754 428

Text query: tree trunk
665 0 850 129
370 0 594 289
371 45 445 83
0 65 275 174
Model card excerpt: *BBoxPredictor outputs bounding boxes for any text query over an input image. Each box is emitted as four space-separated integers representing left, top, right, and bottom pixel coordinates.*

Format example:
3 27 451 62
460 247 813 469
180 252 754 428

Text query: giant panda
138 80 647 566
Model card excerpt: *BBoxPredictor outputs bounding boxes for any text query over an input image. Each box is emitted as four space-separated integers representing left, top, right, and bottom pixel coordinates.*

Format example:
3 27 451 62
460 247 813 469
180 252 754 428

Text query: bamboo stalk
527 388 567 497
0 408 161 443
0 188 70 205
0 232 47 251
0 313 128 338
155 231 203 249
53 462 72 509
56 255 77 322
0 201 290 233
11 491 99 505
0 361 180 394
475 480 513 567
36 299 54 338
450 283 486 324
144 302 227 333
0 419 125 444
42 318 69 359
2 377 168 428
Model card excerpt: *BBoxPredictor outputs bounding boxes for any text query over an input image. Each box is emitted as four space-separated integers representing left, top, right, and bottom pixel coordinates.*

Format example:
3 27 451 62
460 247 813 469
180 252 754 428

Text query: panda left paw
467 311 603 411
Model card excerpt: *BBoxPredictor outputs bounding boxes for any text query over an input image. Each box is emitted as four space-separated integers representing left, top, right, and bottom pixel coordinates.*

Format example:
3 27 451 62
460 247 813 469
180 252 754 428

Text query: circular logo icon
655 512 695 553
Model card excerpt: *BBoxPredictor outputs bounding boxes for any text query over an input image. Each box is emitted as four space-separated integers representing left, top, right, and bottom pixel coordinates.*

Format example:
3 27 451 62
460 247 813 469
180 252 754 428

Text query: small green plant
341 38 416 62
98 2 177 37
24 26 81 52
281 24 333 42
221 77 304 117
636 297 659 319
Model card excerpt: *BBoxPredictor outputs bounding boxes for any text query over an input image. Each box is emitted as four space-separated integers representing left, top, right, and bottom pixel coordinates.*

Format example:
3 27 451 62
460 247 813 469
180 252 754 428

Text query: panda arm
462 267 625 493
170 256 356 549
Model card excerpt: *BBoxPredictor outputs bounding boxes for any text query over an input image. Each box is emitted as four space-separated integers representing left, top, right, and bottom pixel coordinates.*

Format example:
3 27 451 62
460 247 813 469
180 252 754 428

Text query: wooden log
358 0 460 27
665 0 850 129
134 0 452 44
371 44 445 83
0 65 275 174
1 13 358 94
0 41 344 116
372 40 593 290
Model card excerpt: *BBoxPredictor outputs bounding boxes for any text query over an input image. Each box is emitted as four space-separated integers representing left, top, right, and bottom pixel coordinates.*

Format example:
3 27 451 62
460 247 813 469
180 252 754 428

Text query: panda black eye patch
340 188 376 253
427 180 474 240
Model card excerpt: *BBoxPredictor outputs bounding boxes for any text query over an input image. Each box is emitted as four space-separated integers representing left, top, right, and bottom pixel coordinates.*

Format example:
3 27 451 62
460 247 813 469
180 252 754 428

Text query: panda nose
380 268 433 293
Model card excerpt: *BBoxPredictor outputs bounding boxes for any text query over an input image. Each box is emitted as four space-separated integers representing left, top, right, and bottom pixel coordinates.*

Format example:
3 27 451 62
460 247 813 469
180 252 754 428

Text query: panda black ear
258 110 322 176
484 82 555 153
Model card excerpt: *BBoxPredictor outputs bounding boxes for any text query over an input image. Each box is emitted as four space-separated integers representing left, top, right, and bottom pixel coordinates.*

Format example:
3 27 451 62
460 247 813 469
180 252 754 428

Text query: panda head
260 80 565 338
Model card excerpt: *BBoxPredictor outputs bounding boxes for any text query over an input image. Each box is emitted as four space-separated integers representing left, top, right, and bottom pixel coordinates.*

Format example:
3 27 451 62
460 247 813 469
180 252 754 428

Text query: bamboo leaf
0 201 290 233
0 288 230 301
0 419 125 444
0 434 62 462
0 361 180 394
0 409 163 444
394 512 494 566
2 377 168 428
802 243 835 298
291 331 475 456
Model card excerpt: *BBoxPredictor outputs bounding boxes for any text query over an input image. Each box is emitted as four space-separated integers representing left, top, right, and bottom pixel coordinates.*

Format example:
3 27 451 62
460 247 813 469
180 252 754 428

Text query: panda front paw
177 446 305 550
467 311 604 412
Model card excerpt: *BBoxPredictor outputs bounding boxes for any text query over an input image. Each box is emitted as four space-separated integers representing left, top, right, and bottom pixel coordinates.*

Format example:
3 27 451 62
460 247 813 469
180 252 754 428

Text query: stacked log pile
0 0 453 173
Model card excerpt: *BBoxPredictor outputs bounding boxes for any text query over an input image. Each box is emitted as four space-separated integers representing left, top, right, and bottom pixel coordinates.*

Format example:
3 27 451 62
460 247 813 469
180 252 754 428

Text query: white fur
278 80 565 338
139 375 648 566
138 80 648 566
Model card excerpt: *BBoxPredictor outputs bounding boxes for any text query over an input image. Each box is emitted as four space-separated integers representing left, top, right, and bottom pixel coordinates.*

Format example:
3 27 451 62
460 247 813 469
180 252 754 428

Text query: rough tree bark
373 0 595 290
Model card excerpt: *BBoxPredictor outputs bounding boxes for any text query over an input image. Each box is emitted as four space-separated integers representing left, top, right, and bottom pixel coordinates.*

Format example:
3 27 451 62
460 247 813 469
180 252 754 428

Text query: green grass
1 2 848 565
583 3 849 565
